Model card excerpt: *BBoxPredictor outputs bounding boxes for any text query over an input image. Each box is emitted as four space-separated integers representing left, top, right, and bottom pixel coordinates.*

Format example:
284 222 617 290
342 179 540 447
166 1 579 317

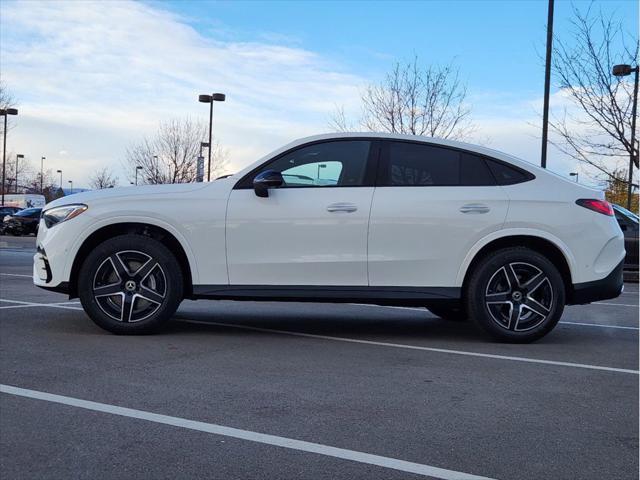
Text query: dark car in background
0 207 42 236
0 206 21 218
613 204 639 271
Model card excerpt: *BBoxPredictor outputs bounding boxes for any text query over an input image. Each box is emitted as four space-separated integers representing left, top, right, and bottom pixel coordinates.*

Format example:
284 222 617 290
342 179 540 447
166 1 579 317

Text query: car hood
44 182 212 210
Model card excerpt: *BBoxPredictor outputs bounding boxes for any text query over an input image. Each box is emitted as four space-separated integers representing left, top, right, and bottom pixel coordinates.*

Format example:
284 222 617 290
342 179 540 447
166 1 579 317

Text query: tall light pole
135 165 142 185
40 156 45 193
197 142 209 182
152 155 158 183
56 169 62 191
540 0 555 169
569 172 579 183
198 93 226 181
612 63 639 211
1 108 18 205
15 154 24 193
68 180 73 194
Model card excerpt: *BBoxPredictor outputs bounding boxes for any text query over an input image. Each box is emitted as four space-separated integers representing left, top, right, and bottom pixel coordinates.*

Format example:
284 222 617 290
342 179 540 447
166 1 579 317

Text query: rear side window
460 153 496 186
485 159 533 185
383 142 460 186
380 141 498 186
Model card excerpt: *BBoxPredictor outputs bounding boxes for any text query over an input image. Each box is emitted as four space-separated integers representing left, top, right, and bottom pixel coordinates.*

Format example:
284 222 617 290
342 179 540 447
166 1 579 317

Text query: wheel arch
458 231 574 300
68 222 195 299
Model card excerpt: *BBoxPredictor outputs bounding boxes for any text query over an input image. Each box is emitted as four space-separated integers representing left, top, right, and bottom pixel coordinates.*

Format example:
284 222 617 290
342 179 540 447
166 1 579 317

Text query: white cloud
1 0 364 184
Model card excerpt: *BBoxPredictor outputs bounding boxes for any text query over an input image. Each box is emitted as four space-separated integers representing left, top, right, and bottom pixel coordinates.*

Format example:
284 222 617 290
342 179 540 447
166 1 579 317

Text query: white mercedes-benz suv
34 133 625 342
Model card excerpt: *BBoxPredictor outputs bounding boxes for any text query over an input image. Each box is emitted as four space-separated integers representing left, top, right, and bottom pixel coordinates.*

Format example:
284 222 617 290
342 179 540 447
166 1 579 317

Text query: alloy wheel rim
92 250 166 323
484 262 553 332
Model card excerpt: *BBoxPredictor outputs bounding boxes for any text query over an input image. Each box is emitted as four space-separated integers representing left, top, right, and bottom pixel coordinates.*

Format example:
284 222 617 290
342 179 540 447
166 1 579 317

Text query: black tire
428 305 467 322
465 247 565 343
78 234 184 334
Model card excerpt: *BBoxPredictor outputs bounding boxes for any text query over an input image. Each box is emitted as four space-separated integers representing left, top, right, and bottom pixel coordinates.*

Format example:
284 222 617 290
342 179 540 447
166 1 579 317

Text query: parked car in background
0 205 21 219
1 207 42 236
1 194 46 209
613 204 639 271
34 133 625 343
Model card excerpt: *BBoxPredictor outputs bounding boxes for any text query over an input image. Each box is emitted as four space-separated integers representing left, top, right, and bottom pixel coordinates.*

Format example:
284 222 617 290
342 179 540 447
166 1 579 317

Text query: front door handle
459 203 490 214
327 202 358 213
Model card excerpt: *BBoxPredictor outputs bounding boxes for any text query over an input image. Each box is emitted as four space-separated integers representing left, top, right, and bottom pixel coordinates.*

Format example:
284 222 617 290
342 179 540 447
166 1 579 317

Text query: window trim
233 138 382 190
375 138 535 187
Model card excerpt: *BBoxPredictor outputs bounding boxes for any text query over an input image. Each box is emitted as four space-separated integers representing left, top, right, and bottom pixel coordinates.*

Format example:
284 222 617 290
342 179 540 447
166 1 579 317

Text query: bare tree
330 57 475 140
0 82 17 137
89 167 118 189
549 5 638 184
124 118 229 184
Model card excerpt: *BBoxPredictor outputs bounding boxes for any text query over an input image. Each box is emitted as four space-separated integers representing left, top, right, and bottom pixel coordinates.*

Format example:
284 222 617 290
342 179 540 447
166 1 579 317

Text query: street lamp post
15 154 24 193
135 166 143 185
56 170 62 191
1 108 18 205
152 155 158 184
68 180 73 194
197 142 209 182
540 0 555 169
41 156 46 193
612 63 639 211
198 93 226 181
569 172 579 183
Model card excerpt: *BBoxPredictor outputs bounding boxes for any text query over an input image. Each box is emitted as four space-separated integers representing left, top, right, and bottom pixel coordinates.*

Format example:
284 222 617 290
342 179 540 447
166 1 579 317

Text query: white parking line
179 319 639 375
0 384 495 480
0 273 32 278
560 321 639 331
0 300 81 310
0 299 83 311
0 304 46 310
1 298 637 373
593 302 638 307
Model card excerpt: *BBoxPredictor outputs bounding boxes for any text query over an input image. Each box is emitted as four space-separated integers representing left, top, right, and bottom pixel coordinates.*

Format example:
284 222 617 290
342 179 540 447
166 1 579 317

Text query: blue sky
1 0 638 187
159 0 637 99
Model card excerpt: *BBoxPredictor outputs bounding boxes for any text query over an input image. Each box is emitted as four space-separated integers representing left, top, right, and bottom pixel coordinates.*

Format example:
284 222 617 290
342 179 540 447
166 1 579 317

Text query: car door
226 139 378 286
368 140 510 287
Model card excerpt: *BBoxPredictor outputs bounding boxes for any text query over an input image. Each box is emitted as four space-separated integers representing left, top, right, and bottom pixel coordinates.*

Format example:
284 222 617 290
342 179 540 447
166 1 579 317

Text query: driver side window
256 140 371 188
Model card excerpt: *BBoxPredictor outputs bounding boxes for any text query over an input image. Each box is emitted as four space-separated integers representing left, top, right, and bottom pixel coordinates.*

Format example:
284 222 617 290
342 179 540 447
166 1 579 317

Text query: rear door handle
327 202 358 213
459 203 490 214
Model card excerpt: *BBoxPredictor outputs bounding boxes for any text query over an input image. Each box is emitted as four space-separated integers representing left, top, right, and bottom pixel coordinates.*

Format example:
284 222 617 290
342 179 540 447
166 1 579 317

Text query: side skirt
190 285 461 307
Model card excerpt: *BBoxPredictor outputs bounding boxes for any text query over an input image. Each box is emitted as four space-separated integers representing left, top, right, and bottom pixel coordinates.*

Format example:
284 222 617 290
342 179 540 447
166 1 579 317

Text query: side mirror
253 170 283 198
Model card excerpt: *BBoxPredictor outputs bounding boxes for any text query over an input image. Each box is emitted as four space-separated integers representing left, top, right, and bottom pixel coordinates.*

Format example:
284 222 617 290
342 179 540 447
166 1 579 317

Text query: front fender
64 215 200 285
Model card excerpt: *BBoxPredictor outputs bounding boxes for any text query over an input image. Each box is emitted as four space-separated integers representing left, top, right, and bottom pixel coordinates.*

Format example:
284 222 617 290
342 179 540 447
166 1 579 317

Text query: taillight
575 199 614 216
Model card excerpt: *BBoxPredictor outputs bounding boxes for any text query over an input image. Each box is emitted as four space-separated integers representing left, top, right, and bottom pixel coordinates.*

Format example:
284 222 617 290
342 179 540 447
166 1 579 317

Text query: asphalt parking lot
0 235 638 480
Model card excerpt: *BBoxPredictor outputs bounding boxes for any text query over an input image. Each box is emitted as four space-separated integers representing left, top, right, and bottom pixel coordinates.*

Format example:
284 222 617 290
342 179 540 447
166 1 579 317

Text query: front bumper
570 260 624 305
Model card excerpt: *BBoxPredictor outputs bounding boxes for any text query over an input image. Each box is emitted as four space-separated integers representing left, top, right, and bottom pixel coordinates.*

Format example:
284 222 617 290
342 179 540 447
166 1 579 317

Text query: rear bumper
570 260 624 305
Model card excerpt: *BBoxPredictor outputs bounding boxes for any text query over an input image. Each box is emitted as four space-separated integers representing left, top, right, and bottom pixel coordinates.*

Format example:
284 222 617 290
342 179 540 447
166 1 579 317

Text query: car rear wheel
78 234 183 334
466 247 565 343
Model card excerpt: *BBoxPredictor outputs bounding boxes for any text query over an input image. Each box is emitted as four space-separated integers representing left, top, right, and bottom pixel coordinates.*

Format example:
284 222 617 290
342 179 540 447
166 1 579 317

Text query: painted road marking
0 384 495 480
179 319 639 375
0 299 83 311
593 302 638 307
560 321 638 331
0 273 32 278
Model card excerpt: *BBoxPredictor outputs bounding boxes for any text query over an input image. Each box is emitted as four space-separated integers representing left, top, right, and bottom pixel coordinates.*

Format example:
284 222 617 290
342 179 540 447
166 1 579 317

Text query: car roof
235 132 545 178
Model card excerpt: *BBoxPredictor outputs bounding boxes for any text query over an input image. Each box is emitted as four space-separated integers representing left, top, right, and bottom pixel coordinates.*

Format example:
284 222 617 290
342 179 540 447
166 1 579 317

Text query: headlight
42 204 88 228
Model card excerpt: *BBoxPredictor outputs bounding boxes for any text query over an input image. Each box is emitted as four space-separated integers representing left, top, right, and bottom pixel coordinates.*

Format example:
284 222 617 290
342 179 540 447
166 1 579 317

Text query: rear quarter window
485 159 534 185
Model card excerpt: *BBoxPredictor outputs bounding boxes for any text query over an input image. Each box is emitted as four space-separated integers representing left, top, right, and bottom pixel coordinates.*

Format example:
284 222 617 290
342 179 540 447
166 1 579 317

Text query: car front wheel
78 234 184 334
466 247 565 343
